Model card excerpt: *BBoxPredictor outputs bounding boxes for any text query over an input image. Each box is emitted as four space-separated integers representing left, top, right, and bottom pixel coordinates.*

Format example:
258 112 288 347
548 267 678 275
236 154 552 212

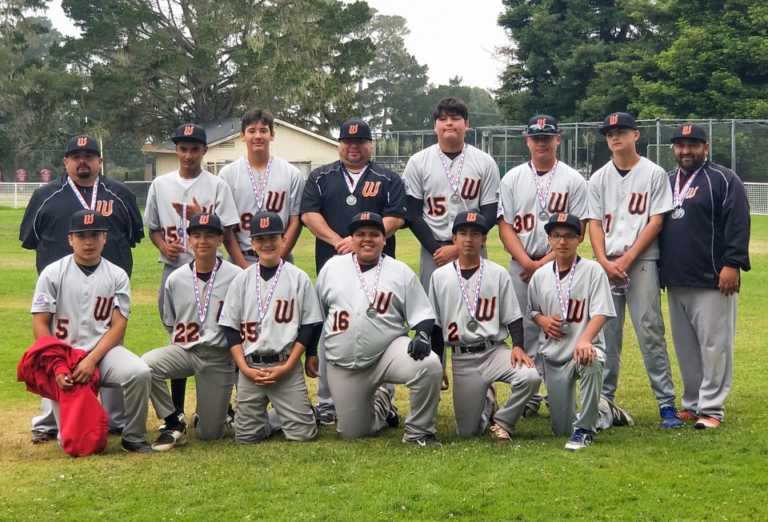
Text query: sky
45 0 510 91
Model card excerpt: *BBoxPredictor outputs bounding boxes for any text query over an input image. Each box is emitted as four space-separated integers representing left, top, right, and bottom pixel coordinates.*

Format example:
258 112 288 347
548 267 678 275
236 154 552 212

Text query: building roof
142 117 337 154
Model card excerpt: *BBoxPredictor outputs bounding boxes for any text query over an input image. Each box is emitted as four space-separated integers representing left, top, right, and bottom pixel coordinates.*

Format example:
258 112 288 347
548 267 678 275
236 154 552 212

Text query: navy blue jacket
659 162 750 289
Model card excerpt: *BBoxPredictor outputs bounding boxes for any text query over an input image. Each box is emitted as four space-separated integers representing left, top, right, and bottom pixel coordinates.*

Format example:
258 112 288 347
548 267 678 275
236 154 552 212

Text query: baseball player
316 212 443 446
429 210 541 440
587 112 683 428
219 211 322 443
219 109 305 267
527 213 617 450
29 209 153 453
497 114 588 415
301 117 407 425
141 213 242 450
144 123 240 425
20 135 145 444
659 124 751 429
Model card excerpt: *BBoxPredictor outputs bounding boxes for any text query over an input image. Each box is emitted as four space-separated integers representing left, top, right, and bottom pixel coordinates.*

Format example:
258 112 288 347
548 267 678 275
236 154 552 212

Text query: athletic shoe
121 439 156 454
316 407 337 426
694 416 721 429
659 406 684 429
31 431 56 444
402 433 443 448
607 399 635 427
158 412 185 432
489 423 511 442
678 409 699 422
386 404 400 428
151 425 188 451
564 429 594 451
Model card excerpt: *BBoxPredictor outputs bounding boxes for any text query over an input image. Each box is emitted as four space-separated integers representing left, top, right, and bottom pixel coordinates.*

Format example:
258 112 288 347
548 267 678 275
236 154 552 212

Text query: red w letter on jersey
95 200 113 217
94 296 114 321
566 299 585 323
475 297 496 322
265 191 286 213
374 291 393 314
548 192 569 213
274 299 294 323
460 178 480 200
628 192 648 215
361 181 381 198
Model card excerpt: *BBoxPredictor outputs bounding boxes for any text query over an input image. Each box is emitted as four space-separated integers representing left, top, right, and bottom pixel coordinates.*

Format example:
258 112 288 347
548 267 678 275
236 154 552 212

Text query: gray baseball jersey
498 161 588 258
527 258 616 365
162 258 243 349
218 261 322 357
144 170 240 267
586 157 673 260
428 260 521 346
403 144 500 241
31 254 131 351
219 157 305 252
316 253 435 370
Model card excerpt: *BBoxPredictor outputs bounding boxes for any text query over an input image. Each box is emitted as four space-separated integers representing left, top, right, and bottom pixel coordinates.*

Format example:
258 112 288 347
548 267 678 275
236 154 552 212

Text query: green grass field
1 207 766 521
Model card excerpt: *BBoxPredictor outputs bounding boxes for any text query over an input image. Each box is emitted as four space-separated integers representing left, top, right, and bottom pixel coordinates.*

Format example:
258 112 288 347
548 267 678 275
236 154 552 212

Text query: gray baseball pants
452 343 541 436
602 259 676 408
543 357 603 436
326 336 442 440
235 361 317 443
142 344 236 440
667 287 736 421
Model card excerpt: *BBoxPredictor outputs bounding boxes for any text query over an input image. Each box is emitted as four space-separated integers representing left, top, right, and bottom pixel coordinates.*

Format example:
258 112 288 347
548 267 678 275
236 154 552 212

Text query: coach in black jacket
659 123 750 430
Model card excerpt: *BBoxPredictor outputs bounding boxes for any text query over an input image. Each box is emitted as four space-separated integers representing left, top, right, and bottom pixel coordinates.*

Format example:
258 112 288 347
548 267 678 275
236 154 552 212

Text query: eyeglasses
550 233 579 241
527 124 558 133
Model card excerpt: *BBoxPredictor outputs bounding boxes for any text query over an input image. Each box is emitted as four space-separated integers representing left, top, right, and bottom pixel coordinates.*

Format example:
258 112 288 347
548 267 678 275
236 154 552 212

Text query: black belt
455 341 491 354
246 351 289 365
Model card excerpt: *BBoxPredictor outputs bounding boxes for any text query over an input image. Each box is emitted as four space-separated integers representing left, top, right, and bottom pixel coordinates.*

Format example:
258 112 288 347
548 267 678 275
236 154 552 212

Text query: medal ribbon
554 258 577 323
246 158 273 209
673 166 701 208
67 176 99 210
353 253 384 308
530 161 557 215
255 260 285 326
438 147 466 200
341 164 367 194
454 260 485 321
192 258 221 324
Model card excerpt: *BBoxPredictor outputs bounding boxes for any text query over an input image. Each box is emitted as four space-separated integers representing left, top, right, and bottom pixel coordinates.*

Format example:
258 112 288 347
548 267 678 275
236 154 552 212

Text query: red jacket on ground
17 336 108 457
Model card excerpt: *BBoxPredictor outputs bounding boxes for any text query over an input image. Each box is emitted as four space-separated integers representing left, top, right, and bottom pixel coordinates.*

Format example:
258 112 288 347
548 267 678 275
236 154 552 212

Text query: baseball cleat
151 426 188 451
606 398 634 427
677 409 699 422
121 439 156 454
564 429 594 451
31 431 57 444
386 404 400 428
158 412 186 432
441 373 450 391
694 416 721 429
402 433 443 448
489 423 512 442
659 406 685 429
316 407 337 426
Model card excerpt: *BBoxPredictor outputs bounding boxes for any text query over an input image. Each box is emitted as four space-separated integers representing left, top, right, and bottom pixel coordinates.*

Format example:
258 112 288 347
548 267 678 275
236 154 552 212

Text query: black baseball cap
599 112 638 135
339 118 372 141
187 212 223 234
525 115 560 136
452 209 489 234
349 211 385 235
544 213 581 235
250 211 284 237
65 135 101 157
671 124 707 144
172 123 207 145
69 209 109 233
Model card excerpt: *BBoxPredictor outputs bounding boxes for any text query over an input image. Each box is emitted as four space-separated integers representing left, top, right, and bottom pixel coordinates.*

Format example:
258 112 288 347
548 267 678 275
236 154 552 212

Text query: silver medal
346 194 357 206
539 211 548 221
466 320 478 332
671 207 685 220
450 193 462 203
366 307 376 318
560 322 569 333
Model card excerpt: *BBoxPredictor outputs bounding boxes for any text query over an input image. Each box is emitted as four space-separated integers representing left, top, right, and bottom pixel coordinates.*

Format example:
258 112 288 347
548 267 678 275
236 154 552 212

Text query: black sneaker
121 439 156 453
402 433 443 448
151 425 187 452
31 431 57 444
386 404 400 428
316 406 337 426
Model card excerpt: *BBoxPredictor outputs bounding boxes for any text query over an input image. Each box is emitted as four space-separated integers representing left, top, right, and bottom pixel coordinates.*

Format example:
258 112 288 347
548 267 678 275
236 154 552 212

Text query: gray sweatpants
142 344 236 440
543 357 603 437
452 344 541 436
326 336 443 440
602 259 676 408
235 361 317 443
667 287 736 421
34 346 151 445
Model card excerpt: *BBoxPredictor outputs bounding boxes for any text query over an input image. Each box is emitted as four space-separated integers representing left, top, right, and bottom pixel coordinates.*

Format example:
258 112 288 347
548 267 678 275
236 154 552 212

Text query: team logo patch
84 213 94 225
466 212 477 222
33 293 49 306
199 214 210 225
556 213 568 223
77 136 88 147
537 117 547 127
259 217 269 229
360 212 370 220
183 125 195 136
608 114 619 125
95 200 113 217
348 124 358 135
682 125 692 136
361 182 381 198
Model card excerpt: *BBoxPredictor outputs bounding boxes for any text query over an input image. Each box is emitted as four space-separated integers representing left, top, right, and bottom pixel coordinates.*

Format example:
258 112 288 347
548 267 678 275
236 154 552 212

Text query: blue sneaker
564 428 594 451
660 406 684 429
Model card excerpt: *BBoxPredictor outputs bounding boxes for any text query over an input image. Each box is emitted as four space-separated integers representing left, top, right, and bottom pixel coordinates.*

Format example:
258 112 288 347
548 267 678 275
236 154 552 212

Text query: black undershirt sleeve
507 318 524 350
479 203 498 232
297 322 323 357
223 326 242 349
407 196 442 254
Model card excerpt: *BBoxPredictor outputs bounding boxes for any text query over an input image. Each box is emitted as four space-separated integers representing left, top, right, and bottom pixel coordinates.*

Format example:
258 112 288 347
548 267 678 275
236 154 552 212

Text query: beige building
142 117 339 179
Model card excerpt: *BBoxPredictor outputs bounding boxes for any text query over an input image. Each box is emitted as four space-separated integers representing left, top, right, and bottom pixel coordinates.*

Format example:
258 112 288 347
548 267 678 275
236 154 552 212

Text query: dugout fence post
731 119 736 171
655 119 661 164
708 119 714 158
14 183 18 209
